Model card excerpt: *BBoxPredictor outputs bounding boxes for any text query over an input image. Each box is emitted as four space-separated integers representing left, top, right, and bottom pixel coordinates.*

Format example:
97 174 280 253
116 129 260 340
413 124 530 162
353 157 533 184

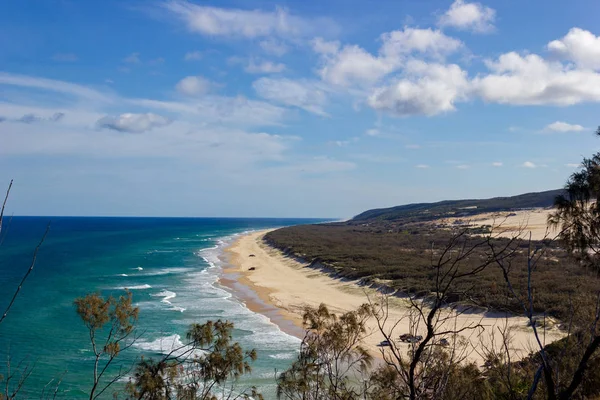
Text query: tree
549 126 600 271
74 291 139 400
126 319 261 400
368 226 520 400
277 304 372 400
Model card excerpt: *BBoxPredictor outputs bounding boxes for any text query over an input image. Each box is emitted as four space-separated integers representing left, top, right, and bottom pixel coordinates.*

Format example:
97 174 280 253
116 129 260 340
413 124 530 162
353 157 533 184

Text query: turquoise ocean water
0 217 329 399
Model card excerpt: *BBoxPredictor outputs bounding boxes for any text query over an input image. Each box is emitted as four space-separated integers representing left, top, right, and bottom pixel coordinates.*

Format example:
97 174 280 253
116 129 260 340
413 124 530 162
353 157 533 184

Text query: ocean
0 217 329 399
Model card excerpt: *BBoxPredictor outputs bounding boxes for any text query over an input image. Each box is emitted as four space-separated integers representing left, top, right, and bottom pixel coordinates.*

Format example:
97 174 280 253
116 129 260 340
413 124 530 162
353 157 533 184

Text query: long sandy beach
221 229 564 364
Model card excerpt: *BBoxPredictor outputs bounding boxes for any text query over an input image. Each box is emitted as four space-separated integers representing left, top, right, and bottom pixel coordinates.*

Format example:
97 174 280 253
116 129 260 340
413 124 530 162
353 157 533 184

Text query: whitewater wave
269 352 298 360
152 290 177 302
119 284 152 290
140 267 194 277
118 273 128 277
134 334 203 358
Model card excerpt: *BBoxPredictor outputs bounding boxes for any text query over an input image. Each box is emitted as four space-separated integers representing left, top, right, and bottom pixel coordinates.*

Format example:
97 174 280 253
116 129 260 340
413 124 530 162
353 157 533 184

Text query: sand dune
221 230 564 364
438 208 557 241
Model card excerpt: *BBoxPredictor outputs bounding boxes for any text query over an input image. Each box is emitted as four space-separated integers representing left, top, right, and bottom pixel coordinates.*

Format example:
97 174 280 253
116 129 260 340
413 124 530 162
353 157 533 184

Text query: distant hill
351 189 564 224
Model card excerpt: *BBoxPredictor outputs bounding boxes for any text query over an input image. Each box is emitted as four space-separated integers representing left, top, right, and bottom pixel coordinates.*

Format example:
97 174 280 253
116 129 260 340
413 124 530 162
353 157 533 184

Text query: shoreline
219 229 564 364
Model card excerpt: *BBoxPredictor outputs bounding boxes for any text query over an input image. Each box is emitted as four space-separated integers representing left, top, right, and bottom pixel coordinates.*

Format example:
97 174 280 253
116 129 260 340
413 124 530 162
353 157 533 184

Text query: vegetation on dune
264 224 597 322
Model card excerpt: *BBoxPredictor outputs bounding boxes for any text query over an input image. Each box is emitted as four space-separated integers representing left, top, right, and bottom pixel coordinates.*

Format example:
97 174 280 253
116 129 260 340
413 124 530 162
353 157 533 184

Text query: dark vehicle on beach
399 334 423 343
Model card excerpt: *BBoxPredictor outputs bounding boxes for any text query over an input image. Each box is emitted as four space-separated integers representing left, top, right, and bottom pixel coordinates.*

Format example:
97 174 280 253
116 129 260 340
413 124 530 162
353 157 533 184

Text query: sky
1 0 600 218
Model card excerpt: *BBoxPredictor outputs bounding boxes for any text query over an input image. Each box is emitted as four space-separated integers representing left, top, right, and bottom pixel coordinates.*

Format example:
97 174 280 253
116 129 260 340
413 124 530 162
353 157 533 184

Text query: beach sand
220 230 564 364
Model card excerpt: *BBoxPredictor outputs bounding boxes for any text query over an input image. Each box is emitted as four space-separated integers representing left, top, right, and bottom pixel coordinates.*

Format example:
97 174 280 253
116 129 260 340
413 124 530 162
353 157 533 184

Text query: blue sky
1 0 599 218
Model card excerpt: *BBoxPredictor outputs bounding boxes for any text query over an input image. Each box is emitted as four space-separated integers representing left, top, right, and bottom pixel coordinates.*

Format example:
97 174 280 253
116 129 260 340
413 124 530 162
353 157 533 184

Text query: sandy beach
221 229 564 364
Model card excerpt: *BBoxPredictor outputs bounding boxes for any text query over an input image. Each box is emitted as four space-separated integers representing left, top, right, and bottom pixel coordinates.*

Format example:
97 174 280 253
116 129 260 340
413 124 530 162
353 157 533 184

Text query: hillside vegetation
351 189 563 224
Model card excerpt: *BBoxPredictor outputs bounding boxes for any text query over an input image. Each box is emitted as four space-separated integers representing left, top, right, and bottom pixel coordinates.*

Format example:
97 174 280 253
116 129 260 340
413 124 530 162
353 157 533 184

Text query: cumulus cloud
492 162 503 167
456 164 470 169
175 76 212 96
415 164 430 169
244 60 286 74
547 28 600 70
379 27 463 60
367 61 469 116
317 44 395 87
162 1 333 39
96 113 172 133
471 52 600 106
315 28 463 88
522 161 536 168
438 0 496 33
545 121 585 132
253 77 328 116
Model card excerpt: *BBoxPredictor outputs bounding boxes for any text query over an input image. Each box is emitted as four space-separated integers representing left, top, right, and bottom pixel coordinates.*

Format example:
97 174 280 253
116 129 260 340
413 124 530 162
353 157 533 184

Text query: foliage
265 224 599 322
550 147 600 270
74 291 139 400
277 304 372 400
126 319 261 400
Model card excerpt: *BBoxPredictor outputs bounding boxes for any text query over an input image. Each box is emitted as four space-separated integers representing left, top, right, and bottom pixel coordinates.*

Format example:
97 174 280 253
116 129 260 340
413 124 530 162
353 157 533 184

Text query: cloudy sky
1 0 599 218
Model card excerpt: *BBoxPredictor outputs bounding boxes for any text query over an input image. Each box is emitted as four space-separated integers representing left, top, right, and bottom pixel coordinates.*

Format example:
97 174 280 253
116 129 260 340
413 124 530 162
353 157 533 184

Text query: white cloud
253 77 328 116
545 121 585 132
415 164 430 169
456 164 470 169
317 44 395 87
312 37 340 55
492 161 503 167
259 39 288 56
162 1 332 39
367 61 469 116
566 163 581 168
244 60 286 74
438 0 496 33
96 113 172 133
522 161 536 168
315 28 462 88
184 51 202 61
52 53 78 62
131 95 287 127
547 28 600 70
365 128 380 136
472 52 600 106
175 76 212 96
124 52 141 64
379 27 463 60
0 72 112 103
